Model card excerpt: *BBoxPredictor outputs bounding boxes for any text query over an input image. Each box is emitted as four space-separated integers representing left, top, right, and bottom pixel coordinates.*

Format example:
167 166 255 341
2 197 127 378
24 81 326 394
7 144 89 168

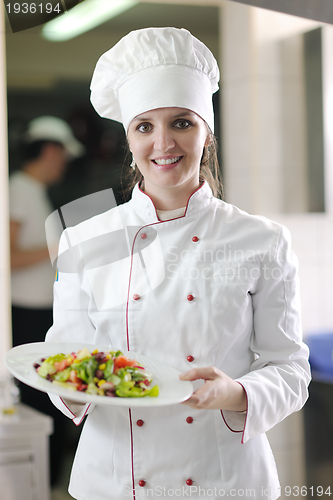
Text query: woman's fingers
180 367 247 411
182 380 218 408
179 366 221 381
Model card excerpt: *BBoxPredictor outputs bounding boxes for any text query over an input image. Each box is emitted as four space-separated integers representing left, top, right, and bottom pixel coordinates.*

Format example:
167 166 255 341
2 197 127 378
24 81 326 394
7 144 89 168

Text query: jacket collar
130 181 214 223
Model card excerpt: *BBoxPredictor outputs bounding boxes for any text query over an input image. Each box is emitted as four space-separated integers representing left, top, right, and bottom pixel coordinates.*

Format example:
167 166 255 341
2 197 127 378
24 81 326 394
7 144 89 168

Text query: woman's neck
141 179 200 211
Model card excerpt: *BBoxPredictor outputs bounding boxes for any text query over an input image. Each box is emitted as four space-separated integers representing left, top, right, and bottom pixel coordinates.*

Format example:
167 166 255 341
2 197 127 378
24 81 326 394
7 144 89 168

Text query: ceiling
90 2 219 35
4 1 219 36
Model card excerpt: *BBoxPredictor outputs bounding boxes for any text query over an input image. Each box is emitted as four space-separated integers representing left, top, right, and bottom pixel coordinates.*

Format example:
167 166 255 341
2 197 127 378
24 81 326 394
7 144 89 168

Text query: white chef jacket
46 181 311 500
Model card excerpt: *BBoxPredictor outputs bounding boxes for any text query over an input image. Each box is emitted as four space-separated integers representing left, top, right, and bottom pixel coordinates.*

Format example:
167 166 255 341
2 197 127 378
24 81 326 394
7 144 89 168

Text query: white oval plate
5 342 193 407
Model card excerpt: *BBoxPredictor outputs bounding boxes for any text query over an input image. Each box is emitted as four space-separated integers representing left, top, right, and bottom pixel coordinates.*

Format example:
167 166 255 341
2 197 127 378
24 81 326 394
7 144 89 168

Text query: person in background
9 115 84 485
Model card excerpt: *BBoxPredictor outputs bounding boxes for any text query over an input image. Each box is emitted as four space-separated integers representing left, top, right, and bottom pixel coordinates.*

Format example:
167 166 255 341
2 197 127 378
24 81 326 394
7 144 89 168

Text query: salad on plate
33 348 159 398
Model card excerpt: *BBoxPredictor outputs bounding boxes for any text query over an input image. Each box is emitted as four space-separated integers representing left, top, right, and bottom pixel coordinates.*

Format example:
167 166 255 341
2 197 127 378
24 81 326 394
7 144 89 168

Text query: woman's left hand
179 367 247 411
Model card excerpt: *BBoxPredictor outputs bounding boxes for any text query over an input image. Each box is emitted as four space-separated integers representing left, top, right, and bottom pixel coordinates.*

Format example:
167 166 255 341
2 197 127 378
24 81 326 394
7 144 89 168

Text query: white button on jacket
46 181 311 500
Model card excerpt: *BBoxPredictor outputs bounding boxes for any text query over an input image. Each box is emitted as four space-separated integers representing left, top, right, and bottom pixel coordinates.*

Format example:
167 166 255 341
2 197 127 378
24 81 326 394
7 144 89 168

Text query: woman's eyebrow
132 111 195 122
132 116 151 122
133 112 194 123
174 112 194 118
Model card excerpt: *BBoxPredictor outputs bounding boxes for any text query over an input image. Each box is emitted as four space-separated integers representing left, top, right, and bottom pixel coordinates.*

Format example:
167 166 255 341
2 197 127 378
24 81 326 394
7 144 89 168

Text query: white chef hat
90 27 219 133
24 116 85 159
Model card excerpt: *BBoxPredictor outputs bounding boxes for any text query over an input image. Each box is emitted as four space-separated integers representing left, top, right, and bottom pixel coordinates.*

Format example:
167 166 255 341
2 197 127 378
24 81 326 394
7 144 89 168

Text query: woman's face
127 107 211 198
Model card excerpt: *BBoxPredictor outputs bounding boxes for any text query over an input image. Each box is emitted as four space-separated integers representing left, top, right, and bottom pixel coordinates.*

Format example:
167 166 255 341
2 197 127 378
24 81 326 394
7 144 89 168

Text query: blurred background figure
9 115 84 485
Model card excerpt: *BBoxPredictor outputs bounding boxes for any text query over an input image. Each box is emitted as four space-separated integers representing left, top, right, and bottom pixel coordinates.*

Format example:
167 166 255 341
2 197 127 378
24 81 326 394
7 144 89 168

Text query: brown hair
121 133 223 201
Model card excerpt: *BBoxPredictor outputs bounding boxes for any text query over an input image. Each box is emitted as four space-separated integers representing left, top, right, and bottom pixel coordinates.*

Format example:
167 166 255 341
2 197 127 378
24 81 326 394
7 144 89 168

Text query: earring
130 155 136 170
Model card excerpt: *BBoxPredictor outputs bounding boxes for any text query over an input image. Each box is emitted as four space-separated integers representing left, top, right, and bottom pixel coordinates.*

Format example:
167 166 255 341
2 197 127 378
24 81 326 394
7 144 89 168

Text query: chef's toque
24 116 85 158
90 27 220 133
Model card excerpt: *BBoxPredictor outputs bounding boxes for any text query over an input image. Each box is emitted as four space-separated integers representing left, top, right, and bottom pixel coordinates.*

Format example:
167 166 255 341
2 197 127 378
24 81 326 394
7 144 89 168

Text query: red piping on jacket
239 382 248 444
126 181 206 347
125 181 206 500
128 408 136 500
60 397 91 426
220 382 248 444
138 180 205 220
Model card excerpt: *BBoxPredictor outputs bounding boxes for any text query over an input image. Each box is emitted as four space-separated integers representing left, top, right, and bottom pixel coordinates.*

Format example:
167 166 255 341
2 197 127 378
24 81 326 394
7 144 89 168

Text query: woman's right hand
179 366 247 412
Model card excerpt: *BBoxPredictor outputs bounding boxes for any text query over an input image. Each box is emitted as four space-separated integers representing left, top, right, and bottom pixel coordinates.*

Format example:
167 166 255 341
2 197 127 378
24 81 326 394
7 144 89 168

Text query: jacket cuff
220 382 248 443
48 393 94 425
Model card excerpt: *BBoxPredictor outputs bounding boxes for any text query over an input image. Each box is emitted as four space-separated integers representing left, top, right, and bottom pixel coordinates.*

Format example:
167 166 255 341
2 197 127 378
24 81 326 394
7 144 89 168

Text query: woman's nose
154 127 175 152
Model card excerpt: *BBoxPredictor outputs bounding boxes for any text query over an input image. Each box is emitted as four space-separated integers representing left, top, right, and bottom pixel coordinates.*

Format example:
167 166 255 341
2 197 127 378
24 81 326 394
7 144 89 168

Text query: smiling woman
124 111 221 202
44 26 311 500
126 107 211 210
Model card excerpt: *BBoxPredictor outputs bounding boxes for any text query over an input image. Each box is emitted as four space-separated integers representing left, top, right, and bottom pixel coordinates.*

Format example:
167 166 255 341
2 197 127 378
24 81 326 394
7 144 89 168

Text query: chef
45 27 311 500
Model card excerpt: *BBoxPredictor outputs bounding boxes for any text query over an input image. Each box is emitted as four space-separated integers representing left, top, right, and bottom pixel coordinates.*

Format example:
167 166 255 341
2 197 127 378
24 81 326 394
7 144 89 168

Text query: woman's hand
179 367 247 411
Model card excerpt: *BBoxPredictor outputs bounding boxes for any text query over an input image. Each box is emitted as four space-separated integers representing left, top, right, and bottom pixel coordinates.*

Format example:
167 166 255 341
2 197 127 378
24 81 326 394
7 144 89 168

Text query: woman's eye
137 123 152 133
175 119 191 129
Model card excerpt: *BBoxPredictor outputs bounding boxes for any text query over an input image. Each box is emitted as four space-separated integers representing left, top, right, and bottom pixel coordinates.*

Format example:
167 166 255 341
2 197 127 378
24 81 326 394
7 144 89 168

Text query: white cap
24 116 85 159
90 27 219 133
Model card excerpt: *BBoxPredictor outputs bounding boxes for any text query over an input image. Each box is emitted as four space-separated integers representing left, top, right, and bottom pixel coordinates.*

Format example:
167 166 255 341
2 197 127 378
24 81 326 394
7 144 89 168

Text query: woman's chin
145 175 200 193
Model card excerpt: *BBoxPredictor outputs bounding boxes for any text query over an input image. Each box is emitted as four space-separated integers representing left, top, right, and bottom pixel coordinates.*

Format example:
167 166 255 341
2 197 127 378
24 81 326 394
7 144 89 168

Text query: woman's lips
152 156 183 169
